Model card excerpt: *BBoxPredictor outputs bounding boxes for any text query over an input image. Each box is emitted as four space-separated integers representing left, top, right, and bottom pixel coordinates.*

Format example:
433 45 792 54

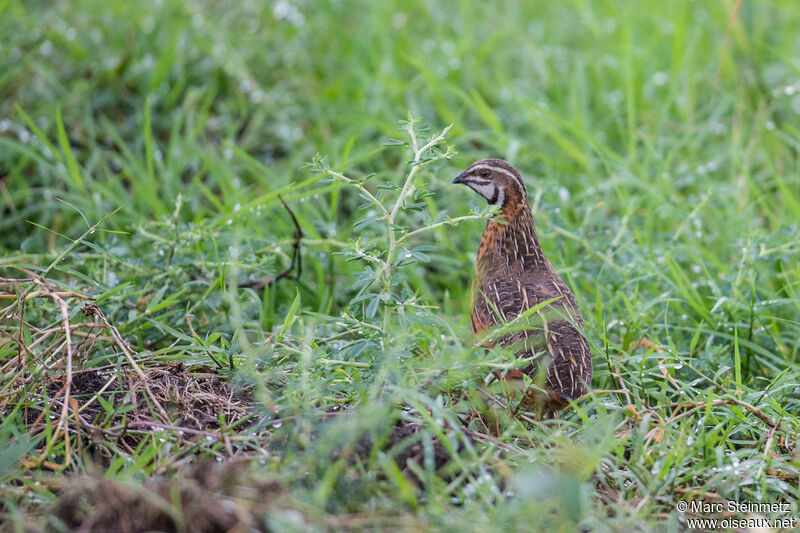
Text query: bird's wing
473 271 592 400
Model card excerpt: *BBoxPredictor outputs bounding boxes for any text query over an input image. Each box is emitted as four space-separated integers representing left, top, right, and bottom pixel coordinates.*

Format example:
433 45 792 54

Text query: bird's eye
480 169 490 178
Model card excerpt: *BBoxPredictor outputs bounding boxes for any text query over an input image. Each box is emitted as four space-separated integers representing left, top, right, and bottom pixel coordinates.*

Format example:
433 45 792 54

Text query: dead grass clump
27 362 249 433
131 362 250 431
50 461 285 533
1 273 251 469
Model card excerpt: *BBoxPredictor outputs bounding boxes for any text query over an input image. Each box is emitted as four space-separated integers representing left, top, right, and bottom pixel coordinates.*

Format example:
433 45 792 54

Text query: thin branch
388 124 452 224
242 195 304 291
0 290 92 300
398 214 488 244
324 169 389 219
50 291 74 466
383 123 452 283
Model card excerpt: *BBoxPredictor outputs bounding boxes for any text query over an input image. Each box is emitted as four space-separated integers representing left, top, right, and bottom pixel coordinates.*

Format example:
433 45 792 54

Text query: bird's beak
452 172 468 184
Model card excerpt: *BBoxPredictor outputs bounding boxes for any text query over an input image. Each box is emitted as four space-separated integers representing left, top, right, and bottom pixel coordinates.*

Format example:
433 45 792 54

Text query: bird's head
452 158 528 209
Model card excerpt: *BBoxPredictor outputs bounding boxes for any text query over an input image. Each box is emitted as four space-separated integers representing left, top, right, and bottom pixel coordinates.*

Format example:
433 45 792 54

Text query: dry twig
241 195 303 291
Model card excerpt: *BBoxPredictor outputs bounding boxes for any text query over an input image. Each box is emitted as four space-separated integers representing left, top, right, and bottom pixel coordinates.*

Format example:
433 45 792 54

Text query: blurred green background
3 0 800 324
2 0 800 530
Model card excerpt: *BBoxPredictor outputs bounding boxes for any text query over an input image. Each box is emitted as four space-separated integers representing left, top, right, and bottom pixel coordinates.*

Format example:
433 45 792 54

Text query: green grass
2 0 800 530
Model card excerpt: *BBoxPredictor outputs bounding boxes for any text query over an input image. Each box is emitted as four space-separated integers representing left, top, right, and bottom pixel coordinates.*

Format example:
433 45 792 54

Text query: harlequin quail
453 159 592 409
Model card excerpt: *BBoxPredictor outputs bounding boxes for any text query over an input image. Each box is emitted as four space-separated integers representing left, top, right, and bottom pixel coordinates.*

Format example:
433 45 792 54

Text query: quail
453 158 592 409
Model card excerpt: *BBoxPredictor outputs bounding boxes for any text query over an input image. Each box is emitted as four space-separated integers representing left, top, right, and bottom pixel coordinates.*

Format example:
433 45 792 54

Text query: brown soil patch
355 419 472 485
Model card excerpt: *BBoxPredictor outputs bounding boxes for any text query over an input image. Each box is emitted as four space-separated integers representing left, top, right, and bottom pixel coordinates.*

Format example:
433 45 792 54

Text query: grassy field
2 0 800 530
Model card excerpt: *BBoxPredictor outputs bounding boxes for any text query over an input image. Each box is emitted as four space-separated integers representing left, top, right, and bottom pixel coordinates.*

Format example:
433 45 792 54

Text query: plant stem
325 119 454 336
324 169 390 220
384 123 452 281
375 122 454 334
397 214 486 244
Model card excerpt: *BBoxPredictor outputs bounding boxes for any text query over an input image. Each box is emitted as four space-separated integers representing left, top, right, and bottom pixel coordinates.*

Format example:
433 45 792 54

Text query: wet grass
1 0 800 531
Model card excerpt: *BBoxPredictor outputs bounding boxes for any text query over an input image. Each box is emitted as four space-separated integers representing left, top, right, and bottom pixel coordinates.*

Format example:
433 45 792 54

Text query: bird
452 158 591 410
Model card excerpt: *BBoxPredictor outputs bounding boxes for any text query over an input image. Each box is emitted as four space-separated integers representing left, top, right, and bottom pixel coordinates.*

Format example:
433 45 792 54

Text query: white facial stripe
468 182 505 205
495 185 505 207
470 164 525 189
468 181 496 201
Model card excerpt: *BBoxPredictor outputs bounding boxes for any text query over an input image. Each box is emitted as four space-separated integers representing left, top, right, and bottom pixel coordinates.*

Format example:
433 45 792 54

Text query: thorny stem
323 169 390 220
381 122 452 333
397 214 486 244
384 122 453 280
321 118 458 335
322 169 396 332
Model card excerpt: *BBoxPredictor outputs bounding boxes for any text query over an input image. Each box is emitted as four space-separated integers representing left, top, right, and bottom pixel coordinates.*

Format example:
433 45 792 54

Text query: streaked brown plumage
453 158 591 408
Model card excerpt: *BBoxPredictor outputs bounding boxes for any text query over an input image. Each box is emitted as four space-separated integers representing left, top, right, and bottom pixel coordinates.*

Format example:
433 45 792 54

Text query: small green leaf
55 106 85 191
279 289 301 338
366 295 380 318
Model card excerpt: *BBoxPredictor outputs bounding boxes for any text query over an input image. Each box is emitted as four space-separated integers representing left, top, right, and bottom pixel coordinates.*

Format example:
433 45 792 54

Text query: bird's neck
481 203 547 269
